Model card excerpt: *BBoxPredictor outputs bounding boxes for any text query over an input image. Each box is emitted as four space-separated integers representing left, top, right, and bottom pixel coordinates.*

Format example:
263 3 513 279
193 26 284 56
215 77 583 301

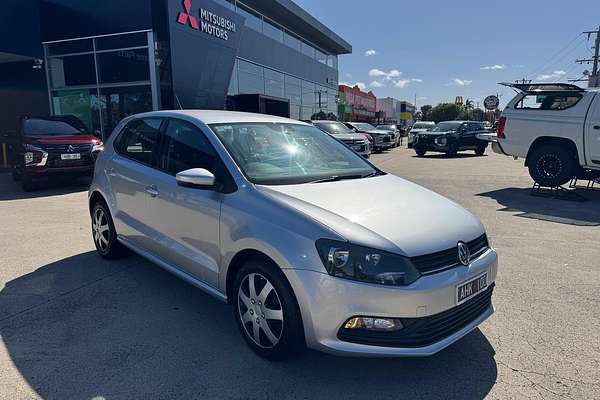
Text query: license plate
61 153 81 160
456 273 488 305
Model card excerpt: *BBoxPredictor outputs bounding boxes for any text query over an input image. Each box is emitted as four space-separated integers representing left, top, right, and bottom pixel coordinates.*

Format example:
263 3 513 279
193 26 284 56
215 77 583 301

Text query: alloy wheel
538 154 562 179
238 273 284 349
92 207 110 252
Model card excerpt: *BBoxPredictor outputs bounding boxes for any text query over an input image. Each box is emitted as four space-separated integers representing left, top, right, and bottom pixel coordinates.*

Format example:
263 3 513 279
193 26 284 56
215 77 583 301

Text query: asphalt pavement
0 147 598 400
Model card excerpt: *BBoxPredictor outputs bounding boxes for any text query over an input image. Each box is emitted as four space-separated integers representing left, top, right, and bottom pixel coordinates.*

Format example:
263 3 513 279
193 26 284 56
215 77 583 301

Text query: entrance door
100 85 154 138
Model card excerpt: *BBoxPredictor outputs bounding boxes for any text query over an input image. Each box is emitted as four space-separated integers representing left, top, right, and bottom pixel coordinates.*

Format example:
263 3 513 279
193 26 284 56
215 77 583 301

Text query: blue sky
296 0 600 109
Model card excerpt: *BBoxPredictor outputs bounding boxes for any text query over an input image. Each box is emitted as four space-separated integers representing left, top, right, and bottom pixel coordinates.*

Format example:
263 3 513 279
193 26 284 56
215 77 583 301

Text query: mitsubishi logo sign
175 0 237 41
177 0 199 30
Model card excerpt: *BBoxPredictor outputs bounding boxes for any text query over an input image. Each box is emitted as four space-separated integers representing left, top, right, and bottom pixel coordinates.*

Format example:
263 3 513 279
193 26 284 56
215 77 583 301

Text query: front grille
383 136 391 143
415 134 439 145
337 284 494 348
45 144 94 168
411 234 489 275
341 139 367 146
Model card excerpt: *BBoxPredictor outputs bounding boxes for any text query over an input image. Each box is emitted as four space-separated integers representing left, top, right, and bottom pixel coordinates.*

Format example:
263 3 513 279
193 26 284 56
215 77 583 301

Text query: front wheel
233 260 304 361
415 149 426 157
475 146 486 156
446 143 458 157
528 145 577 187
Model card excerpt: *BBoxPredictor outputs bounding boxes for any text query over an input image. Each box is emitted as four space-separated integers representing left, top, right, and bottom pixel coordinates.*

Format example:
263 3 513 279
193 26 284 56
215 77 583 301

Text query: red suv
10 116 104 191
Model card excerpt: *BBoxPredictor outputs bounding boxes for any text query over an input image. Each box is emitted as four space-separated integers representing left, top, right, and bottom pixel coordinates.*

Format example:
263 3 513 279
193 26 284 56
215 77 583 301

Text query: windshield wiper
309 171 382 184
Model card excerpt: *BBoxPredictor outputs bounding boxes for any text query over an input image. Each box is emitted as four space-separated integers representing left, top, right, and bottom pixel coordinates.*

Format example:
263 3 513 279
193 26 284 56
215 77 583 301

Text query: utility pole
577 26 600 87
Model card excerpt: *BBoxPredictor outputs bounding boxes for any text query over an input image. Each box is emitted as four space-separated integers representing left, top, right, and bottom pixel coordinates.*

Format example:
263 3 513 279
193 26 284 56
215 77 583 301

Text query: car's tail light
497 116 507 139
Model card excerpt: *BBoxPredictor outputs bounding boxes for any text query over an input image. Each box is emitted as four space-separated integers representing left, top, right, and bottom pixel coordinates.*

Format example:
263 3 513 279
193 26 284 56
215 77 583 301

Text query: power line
526 33 584 79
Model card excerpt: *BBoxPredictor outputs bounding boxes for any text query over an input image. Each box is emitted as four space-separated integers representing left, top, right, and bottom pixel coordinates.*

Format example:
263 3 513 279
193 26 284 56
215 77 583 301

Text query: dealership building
0 0 351 138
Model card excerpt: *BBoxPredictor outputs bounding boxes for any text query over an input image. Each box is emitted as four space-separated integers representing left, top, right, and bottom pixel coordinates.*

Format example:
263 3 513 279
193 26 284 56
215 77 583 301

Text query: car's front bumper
283 247 498 357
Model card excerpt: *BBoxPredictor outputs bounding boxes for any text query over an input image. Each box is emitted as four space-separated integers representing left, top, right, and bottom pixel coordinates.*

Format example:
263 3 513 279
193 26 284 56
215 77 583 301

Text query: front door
586 94 600 166
144 118 223 288
109 118 163 249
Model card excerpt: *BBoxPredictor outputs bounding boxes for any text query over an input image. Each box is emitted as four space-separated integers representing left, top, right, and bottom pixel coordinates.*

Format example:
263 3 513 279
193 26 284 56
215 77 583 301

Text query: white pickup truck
493 83 600 187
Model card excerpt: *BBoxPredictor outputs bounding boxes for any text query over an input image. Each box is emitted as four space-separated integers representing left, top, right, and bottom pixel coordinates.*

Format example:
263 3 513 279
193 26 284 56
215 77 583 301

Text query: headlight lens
435 136 447 145
24 144 45 165
315 239 420 286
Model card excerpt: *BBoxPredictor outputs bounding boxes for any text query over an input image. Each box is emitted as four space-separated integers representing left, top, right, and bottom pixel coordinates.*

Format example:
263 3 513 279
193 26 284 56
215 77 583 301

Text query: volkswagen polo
89 110 497 360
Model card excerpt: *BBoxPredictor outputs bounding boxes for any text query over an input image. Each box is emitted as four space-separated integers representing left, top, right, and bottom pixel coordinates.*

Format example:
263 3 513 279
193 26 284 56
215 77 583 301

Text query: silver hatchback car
89 110 498 360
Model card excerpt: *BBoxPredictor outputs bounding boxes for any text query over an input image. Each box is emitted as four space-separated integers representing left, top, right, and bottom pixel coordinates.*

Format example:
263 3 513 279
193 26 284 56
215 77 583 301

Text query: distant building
376 97 400 123
338 84 376 121
399 101 416 127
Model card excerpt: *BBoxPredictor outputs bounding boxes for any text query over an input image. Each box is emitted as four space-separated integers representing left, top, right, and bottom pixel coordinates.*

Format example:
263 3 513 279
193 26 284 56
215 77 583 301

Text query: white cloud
364 49 378 57
345 73 352 78
388 69 402 78
411 78 423 83
416 97 428 101
454 78 473 86
340 81 367 90
370 81 384 88
394 79 411 88
369 68 388 77
537 70 567 81
480 64 506 70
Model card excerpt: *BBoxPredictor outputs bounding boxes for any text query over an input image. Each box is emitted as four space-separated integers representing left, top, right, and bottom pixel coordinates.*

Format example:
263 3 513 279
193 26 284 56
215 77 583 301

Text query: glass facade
44 31 158 138
229 59 338 120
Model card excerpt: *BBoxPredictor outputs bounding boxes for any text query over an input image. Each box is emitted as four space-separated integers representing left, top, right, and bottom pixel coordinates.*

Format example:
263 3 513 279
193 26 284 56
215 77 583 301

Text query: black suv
413 121 489 157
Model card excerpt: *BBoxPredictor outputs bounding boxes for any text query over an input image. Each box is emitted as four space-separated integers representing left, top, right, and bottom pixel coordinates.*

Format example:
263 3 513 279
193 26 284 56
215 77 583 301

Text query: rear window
515 94 582 110
23 118 87 136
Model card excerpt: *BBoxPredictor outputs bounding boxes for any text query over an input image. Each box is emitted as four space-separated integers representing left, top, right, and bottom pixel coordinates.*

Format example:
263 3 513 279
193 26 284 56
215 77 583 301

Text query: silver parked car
89 110 497 360
311 120 371 158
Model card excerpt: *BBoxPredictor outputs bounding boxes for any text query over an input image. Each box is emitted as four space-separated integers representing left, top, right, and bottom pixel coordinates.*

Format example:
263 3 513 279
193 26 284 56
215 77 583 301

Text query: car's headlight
435 136 447 145
315 239 420 286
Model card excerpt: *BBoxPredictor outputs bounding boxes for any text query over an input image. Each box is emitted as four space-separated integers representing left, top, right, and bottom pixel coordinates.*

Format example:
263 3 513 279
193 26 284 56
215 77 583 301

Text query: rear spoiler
498 82 585 93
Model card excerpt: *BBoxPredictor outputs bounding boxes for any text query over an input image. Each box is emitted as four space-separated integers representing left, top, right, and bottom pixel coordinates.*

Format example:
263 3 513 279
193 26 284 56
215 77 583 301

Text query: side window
114 118 162 166
467 122 482 131
515 94 582 110
160 119 217 175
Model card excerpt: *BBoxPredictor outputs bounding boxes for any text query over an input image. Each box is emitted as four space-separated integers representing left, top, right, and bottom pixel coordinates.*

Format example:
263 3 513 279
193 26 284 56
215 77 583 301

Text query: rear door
143 118 223 288
109 118 164 248
585 93 600 167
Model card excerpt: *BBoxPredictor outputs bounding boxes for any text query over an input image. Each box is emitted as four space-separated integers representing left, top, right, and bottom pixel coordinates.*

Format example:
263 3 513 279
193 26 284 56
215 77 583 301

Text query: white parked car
494 83 600 187
89 110 497 360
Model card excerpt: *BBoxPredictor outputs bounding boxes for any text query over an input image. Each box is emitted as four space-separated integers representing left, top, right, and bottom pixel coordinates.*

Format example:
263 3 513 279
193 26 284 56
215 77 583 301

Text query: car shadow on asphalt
0 252 498 400
412 153 485 159
0 172 89 201
478 187 600 226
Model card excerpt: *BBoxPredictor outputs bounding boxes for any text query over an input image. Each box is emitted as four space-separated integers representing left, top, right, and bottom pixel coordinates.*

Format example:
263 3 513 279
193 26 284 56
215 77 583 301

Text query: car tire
91 201 128 259
447 143 458 158
233 260 305 361
415 149 426 157
528 145 577 187
475 146 486 156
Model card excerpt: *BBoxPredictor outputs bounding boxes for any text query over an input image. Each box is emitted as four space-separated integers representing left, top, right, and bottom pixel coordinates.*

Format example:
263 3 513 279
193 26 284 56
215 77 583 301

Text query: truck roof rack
498 82 586 93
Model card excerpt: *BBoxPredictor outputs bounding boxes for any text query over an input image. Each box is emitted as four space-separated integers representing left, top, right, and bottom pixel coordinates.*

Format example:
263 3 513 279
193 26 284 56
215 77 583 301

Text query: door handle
106 167 117 177
145 185 159 198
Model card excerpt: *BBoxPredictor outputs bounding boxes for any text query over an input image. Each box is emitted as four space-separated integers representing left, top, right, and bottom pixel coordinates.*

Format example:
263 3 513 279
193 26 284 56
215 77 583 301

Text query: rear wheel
475 146 486 156
91 201 128 259
415 149 426 157
233 260 304 361
528 145 577 187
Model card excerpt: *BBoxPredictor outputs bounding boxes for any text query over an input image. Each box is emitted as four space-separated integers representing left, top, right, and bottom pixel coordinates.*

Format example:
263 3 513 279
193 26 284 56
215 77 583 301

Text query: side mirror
176 168 215 189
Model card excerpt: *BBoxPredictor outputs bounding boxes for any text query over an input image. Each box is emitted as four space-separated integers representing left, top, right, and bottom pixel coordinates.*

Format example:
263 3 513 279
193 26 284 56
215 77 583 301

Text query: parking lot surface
1 147 599 400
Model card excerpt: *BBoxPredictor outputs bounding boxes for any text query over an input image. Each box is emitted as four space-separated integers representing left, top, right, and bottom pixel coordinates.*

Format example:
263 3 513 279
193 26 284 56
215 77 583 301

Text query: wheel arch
525 136 580 167
88 190 108 215
225 249 283 304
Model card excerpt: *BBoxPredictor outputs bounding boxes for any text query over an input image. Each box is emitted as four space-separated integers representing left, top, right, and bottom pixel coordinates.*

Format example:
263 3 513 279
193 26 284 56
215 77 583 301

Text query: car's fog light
344 317 404 331
24 152 34 164
435 137 447 145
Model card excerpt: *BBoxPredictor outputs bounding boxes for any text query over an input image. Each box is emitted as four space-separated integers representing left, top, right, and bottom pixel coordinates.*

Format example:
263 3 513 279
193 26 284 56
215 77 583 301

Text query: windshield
210 123 377 185
432 122 462 132
377 125 395 130
413 122 435 129
23 117 88 136
351 123 376 131
314 121 353 135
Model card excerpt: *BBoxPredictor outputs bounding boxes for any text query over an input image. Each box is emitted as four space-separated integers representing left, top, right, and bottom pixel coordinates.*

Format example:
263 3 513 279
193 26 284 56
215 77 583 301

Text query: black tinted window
160 119 217 175
114 119 162 165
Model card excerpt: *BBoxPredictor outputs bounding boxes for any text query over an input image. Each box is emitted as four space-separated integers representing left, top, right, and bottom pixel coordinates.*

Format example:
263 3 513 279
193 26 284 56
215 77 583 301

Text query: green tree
420 105 433 121
429 103 460 123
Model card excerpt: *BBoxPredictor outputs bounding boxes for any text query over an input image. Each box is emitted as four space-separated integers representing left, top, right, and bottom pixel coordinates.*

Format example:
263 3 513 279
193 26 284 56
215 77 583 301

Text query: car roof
131 110 312 125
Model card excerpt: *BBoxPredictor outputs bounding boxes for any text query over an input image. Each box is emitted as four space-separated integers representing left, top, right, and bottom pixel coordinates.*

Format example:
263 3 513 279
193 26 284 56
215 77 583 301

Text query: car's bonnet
256 174 484 257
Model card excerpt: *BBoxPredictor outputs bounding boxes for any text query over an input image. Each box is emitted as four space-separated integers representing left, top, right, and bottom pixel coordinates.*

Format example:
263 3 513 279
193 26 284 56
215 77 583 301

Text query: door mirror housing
176 168 215 189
